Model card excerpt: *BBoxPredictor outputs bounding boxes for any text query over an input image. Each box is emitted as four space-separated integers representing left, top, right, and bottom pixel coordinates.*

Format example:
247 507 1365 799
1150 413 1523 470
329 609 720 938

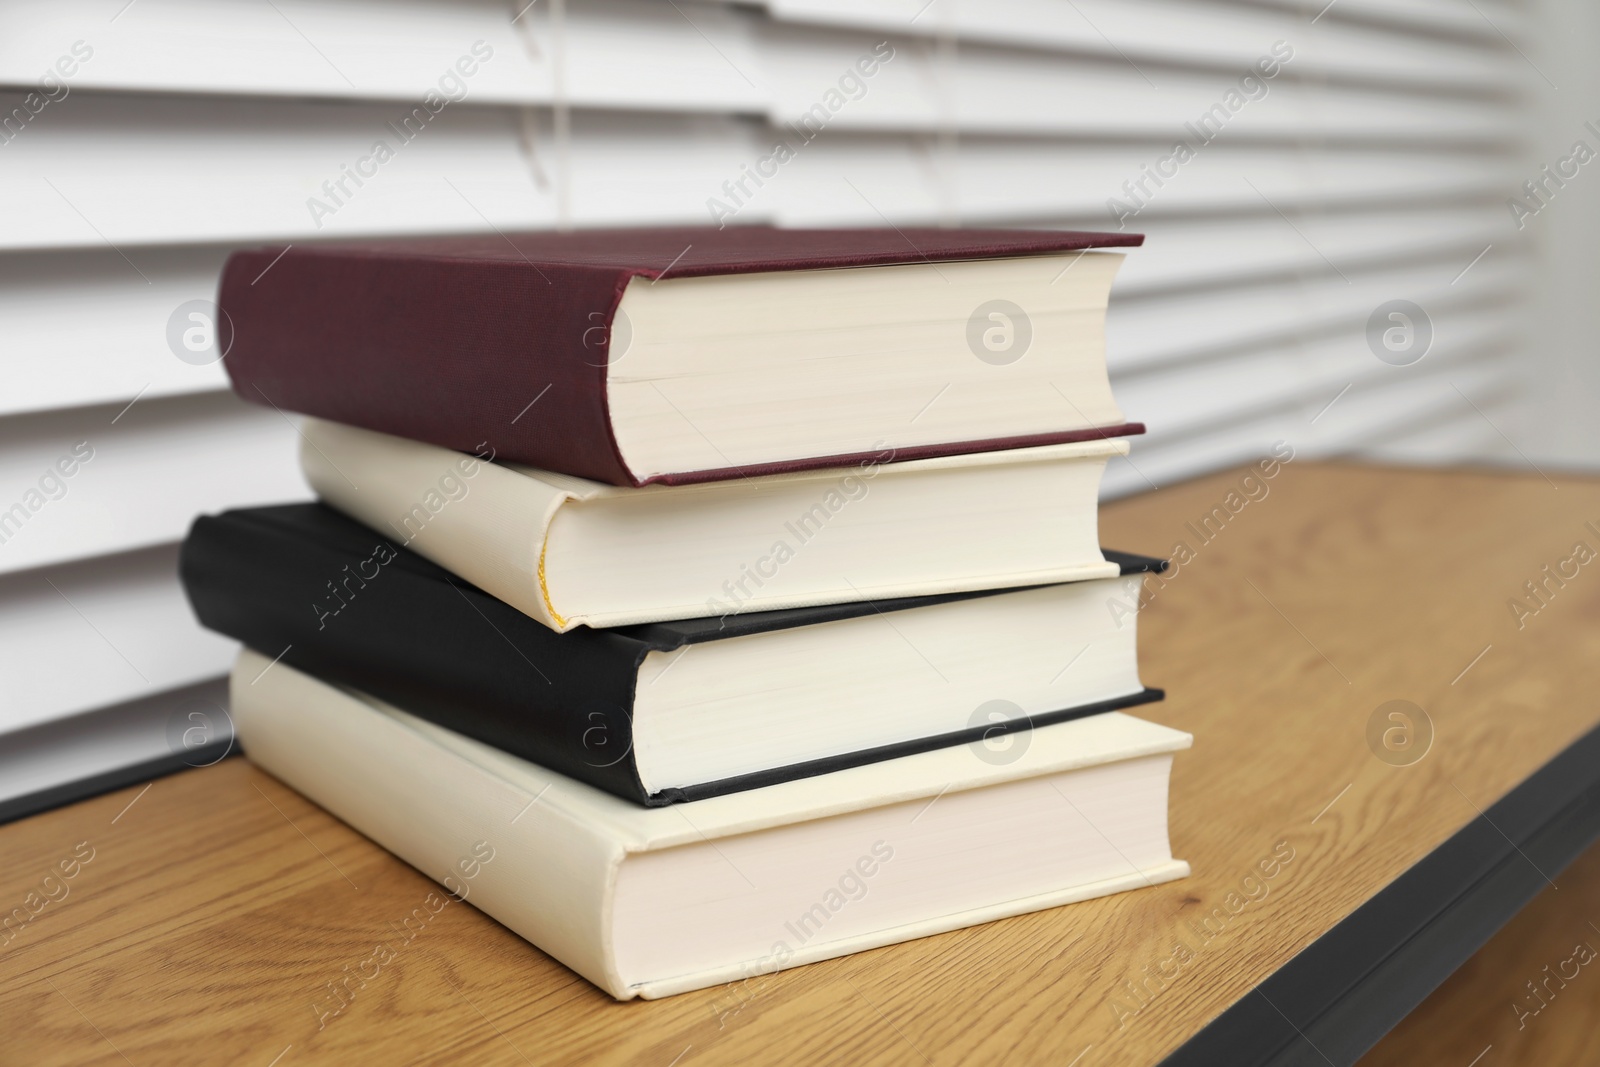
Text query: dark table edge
0 743 239 827
1161 720 1600 1067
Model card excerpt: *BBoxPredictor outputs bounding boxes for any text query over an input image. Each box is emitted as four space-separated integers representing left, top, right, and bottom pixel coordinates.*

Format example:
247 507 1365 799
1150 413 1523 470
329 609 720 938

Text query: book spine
230 649 636 999
180 507 653 803
298 418 570 630
217 248 641 485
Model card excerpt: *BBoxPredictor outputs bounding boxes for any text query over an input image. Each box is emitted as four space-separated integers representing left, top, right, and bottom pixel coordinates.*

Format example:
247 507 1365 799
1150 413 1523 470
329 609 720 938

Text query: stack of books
179 226 1191 1000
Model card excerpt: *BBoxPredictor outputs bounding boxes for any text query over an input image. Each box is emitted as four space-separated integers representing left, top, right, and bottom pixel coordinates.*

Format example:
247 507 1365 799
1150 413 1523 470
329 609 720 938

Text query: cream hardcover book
300 418 1128 632
232 649 1191 1000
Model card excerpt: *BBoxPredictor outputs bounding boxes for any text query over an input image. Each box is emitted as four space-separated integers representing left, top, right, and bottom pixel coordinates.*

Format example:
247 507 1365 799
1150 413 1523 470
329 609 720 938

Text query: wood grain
6 460 1600 1066
1361 839 1600 1066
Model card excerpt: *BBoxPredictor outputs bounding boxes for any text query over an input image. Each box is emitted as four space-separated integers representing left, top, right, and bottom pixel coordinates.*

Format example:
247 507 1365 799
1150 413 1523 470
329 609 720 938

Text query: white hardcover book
299 417 1128 632
232 649 1191 1000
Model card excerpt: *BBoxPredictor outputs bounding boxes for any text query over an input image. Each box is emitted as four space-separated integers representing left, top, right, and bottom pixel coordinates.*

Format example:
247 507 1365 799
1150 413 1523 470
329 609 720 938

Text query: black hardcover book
179 504 1165 806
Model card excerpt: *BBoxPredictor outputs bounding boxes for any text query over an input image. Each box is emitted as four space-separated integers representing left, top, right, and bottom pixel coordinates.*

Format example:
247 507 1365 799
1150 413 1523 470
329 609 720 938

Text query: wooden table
6 461 1600 1066
1361 836 1600 1066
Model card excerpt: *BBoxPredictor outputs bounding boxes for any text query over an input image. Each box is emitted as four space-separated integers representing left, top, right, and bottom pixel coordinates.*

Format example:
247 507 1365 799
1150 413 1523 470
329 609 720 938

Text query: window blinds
0 0 1528 793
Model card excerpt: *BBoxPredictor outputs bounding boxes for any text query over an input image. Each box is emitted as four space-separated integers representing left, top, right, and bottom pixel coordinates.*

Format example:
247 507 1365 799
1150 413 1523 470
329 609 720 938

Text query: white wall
1518 0 1600 467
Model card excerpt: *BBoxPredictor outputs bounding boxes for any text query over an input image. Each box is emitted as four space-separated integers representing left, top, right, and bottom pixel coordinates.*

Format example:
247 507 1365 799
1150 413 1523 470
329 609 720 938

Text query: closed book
181 502 1165 806
219 226 1144 487
231 650 1191 1000
300 417 1128 631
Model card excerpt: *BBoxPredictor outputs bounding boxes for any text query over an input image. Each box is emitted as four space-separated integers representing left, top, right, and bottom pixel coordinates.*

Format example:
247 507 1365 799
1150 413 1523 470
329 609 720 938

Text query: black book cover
179 503 1165 806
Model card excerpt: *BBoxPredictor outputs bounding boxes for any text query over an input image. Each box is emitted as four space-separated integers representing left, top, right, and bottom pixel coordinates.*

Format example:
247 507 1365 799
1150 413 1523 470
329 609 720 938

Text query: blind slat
0 393 304 575
764 0 1519 81
0 545 237 734
1 246 229 418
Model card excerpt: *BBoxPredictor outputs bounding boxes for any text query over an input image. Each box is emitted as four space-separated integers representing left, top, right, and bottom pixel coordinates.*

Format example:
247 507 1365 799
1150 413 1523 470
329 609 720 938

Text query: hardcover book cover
218 226 1145 486
181 503 1165 805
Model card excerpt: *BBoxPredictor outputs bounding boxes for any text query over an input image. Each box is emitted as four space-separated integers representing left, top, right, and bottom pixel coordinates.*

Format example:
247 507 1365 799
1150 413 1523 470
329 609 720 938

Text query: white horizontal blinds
750 0 1528 490
0 0 1527 732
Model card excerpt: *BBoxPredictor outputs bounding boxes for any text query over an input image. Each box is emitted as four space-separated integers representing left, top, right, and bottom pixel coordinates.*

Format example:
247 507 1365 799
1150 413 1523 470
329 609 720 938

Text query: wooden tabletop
6 460 1600 1066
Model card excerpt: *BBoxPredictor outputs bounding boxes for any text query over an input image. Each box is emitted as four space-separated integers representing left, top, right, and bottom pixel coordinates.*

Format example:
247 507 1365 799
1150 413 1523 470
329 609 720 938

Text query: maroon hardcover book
218 225 1144 487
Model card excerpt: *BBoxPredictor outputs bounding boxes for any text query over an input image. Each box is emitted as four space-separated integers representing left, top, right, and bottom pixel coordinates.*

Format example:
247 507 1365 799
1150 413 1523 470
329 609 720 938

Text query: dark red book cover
218 225 1145 487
